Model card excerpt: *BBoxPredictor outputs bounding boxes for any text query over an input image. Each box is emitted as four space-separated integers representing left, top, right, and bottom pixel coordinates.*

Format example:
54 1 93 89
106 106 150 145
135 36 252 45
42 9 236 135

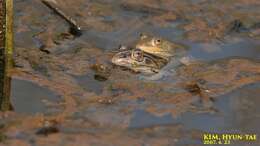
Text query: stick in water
41 0 82 36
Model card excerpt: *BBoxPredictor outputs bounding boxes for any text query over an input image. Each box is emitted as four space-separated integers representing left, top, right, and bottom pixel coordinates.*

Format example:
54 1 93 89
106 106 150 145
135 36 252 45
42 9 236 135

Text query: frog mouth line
112 56 161 74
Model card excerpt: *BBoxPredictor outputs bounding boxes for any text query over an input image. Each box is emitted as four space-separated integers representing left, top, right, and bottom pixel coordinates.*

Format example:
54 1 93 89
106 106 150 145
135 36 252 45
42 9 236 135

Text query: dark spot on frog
144 57 152 64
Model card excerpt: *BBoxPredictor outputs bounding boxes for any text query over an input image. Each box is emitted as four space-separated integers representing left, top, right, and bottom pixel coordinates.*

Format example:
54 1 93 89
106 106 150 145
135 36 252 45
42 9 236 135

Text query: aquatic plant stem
0 0 13 111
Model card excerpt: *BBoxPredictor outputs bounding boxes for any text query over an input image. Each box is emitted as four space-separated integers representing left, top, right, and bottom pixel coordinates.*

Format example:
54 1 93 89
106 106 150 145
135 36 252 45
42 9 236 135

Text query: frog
112 34 192 79
111 48 168 74
136 34 187 61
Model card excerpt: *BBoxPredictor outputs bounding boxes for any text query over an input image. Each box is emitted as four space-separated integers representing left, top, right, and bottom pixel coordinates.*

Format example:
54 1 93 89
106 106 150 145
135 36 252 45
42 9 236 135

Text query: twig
41 0 82 36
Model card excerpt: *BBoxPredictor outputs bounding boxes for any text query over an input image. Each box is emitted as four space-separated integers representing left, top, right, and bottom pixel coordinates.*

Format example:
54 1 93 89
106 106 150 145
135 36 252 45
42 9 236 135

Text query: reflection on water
11 79 63 115
74 73 105 94
128 83 260 134
188 37 260 61
180 83 260 134
129 109 176 128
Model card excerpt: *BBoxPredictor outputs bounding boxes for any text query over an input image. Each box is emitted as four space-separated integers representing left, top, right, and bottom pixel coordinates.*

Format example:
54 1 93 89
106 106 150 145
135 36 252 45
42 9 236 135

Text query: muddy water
11 79 63 115
180 83 260 133
3 0 260 145
127 83 260 135
175 83 260 146
188 37 260 60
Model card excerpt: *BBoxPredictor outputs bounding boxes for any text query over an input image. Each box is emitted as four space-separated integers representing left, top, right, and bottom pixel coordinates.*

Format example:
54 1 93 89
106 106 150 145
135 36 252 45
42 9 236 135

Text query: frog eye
155 39 161 45
131 49 144 62
152 38 161 46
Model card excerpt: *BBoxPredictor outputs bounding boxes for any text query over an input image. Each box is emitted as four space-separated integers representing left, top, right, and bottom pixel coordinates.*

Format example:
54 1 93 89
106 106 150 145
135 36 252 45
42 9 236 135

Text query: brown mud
0 0 260 145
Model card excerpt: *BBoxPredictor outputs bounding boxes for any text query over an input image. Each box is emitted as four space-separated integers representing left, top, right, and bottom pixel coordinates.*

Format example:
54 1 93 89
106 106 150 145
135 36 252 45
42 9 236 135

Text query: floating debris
226 19 248 34
97 98 114 105
35 120 59 136
185 81 214 109
91 64 111 81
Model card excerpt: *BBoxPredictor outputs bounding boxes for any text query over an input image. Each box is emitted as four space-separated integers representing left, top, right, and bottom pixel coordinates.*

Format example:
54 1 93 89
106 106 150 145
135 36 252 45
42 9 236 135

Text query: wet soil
0 0 260 145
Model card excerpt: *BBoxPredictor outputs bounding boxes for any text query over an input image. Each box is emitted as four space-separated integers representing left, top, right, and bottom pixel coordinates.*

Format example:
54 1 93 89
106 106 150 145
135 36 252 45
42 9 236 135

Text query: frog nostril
118 51 131 58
